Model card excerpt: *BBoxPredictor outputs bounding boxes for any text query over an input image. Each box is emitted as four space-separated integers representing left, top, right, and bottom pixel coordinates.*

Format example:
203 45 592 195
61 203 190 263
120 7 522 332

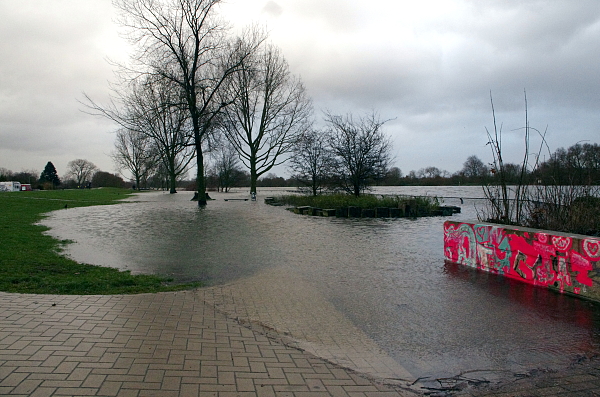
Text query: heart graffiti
583 239 600 259
552 236 572 252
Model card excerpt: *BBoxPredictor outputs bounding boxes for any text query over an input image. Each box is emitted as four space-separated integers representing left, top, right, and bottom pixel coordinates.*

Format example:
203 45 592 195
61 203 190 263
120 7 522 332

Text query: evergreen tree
39 161 61 187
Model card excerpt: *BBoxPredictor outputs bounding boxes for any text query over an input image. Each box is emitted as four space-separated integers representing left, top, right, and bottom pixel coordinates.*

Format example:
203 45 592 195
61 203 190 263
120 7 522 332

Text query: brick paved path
0 291 420 397
2 289 600 396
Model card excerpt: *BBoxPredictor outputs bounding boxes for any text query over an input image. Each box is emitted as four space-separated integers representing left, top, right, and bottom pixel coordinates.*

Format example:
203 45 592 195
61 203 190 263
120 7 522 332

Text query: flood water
40 186 600 383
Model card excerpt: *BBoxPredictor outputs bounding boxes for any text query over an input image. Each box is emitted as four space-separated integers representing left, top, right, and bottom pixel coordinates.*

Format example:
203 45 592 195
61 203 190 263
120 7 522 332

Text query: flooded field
40 186 600 385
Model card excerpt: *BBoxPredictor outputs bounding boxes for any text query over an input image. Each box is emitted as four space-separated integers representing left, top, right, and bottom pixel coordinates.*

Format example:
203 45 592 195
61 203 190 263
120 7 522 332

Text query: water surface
41 187 600 382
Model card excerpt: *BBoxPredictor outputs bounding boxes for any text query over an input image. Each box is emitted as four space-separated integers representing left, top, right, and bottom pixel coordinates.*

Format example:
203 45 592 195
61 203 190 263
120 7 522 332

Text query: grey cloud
288 0 362 32
262 1 283 17
2 0 600 175
0 1 121 173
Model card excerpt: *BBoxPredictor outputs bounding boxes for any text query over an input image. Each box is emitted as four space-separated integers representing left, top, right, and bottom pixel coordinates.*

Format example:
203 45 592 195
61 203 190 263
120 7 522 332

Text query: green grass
275 193 440 211
0 188 200 294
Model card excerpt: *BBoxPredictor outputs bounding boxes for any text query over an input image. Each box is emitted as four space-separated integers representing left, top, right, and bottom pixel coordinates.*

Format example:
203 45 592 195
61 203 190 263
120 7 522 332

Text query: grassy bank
275 193 440 212
0 188 200 294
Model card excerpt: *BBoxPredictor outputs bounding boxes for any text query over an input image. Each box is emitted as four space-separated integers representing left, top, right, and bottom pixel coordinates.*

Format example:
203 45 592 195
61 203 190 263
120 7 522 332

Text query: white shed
0 181 22 192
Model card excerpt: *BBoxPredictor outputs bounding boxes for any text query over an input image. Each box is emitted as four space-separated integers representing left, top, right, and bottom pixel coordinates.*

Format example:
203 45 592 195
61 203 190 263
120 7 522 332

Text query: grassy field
0 188 200 294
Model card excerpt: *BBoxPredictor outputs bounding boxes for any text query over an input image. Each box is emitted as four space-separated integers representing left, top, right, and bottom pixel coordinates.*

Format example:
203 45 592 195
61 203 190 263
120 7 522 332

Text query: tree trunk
250 156 257 195
196 148 207 206
169 175 177 194
168 159 177 193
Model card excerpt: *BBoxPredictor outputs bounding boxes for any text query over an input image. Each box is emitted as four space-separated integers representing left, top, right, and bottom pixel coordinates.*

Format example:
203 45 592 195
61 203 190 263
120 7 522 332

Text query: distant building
0 181 21 192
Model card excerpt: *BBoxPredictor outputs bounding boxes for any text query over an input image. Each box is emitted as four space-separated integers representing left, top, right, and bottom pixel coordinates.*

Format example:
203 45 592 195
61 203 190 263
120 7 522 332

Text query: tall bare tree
326 111 392 196
65 159 98 188
113 0 263 205
220 43 312 195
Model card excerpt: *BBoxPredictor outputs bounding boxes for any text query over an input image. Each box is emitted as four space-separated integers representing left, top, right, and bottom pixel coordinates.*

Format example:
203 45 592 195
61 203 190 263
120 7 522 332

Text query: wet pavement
1 283 600 396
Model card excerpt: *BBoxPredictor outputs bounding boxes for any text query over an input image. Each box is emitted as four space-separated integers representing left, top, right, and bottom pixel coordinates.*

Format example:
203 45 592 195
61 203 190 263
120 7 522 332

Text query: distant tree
39 162 61 188
535 142 600 185
501 163 523 184
234 169 251 187
112 128 158 190
326 111 392 196
288 129 336 195
65 159 98 188
257 173 287 187
0 168 12 182
147 163 170 190
12 170 38 186
210 140 244 192
381 167 403 185
417 166 442 179
91 171 125 188
461 155 488 179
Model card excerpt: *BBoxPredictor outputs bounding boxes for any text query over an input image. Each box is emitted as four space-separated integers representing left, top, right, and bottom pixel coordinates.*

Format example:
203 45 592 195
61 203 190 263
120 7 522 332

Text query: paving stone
0 290 599 397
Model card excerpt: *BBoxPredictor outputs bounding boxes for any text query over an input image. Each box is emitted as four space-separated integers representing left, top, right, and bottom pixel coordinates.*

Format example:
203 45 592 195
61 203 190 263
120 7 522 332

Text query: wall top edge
444 220 600 240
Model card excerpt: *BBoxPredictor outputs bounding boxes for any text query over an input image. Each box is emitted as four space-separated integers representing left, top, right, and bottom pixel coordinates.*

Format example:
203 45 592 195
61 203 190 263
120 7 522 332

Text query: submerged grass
275 193 440 211
0 188 200 294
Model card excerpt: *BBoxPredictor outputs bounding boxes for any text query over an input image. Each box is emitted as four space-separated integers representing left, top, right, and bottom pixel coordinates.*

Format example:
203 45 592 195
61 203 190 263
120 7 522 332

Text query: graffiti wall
444 220 600 301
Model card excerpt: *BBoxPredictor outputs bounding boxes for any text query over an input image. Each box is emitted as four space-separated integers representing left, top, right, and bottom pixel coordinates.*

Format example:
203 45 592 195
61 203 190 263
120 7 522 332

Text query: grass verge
0 188 200 294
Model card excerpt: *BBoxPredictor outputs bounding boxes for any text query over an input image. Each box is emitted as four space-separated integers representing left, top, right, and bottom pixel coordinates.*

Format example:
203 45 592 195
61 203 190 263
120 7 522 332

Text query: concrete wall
444 220 600 302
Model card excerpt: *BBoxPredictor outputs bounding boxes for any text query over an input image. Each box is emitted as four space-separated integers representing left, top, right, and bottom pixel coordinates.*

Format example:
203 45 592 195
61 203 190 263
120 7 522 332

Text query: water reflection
40 187 600 380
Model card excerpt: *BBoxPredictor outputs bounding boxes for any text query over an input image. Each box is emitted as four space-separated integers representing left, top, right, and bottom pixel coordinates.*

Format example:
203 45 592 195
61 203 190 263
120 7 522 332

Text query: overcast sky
1 0 600 179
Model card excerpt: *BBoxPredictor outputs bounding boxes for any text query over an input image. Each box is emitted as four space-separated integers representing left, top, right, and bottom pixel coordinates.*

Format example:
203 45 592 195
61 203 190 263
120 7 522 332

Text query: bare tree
112 0 264 205
288 129 336 196
325 111 392 196
65 159 98 188
220 43 312 195
210 139 243 192
84 76 195 194
125 78 195 193
112 128 158 189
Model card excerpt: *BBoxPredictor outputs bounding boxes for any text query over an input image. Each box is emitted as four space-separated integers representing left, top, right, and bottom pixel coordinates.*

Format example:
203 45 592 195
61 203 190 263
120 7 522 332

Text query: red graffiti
571 252 593 287
583 239 600 259
444 221 600 298
552 236 572 252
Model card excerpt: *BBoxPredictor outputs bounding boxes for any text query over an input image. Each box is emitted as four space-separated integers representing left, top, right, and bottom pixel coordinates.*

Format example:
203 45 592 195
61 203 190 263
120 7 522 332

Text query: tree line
0 160 127 190
81 0 396 202
3 140 597 193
